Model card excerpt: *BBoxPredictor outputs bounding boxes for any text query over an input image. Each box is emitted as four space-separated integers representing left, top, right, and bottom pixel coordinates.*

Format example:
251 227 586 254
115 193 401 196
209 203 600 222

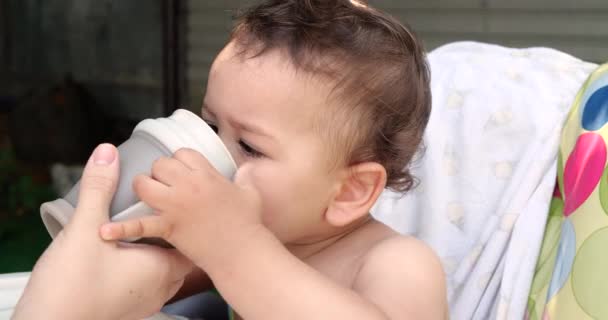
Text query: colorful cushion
527 63 608 319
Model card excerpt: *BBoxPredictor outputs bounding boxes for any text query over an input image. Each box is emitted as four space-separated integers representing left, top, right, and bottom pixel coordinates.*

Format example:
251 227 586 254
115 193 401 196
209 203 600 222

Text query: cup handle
40 199 76 238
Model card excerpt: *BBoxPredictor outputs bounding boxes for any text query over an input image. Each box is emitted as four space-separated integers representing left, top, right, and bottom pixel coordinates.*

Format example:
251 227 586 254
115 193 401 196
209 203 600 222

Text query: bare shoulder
353 234 448 320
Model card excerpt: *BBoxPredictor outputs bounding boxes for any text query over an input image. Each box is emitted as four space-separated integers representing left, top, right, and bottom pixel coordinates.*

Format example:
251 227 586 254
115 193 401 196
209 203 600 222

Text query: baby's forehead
211 45 340 115
207 49 349 141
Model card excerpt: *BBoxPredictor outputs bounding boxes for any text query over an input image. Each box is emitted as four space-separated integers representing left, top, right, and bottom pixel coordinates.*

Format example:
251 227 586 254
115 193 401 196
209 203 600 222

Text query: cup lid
133 109 237 178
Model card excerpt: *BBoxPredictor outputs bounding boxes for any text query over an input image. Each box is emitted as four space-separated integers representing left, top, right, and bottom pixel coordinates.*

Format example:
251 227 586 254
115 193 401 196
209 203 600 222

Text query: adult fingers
71 144 120 230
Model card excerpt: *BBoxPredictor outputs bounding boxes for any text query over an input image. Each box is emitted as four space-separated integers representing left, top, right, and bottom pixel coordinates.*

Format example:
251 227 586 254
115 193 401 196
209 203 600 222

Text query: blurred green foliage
0 147 55 272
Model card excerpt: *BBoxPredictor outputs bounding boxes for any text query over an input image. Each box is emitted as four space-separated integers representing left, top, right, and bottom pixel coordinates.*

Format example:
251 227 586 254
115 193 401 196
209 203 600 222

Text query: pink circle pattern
563 132 607 216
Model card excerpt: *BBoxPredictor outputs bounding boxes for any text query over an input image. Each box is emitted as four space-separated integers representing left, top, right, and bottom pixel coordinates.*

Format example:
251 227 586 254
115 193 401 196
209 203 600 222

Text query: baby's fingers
100 216 172 241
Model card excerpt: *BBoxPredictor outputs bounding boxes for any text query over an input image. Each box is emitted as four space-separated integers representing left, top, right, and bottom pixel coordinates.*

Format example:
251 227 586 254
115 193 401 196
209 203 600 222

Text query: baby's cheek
258 192 282 226
257 187 291 235
260 210 276 229
252 164 300 233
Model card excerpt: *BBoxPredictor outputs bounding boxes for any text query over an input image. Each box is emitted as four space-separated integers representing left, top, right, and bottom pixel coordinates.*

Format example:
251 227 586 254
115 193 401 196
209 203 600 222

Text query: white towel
0 272 29 319
372 41 597 320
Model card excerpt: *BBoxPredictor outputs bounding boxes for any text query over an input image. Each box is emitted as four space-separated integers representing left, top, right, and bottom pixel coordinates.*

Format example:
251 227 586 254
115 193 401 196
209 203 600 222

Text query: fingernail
93 144 116 166
100 225 114 240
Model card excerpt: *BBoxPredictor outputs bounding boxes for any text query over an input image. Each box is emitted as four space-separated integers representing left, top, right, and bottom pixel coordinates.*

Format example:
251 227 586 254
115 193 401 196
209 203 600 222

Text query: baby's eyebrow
237 120 275 140
202 101 276 141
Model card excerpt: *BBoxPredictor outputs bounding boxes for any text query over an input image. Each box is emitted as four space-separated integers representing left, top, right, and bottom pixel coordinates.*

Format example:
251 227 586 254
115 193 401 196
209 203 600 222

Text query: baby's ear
325 162 387 227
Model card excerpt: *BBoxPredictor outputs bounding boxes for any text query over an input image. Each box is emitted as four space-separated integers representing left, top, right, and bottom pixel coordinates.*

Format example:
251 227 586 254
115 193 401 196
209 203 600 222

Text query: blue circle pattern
582 86 608 131
546 219 576 300
581 72 608 131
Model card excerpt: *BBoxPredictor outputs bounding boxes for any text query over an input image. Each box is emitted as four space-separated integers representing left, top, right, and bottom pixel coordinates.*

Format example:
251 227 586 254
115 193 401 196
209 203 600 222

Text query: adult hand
12 144 194 320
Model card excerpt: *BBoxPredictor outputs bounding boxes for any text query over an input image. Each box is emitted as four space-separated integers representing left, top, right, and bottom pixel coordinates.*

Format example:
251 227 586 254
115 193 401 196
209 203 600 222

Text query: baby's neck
285 215 374 260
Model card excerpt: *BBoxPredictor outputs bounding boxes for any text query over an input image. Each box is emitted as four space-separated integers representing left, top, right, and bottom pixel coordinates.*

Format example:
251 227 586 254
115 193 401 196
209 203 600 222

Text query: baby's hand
99 148 264 269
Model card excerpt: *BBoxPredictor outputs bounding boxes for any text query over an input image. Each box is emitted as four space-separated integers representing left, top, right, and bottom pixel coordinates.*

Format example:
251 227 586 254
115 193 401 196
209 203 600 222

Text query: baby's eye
239 140 264 158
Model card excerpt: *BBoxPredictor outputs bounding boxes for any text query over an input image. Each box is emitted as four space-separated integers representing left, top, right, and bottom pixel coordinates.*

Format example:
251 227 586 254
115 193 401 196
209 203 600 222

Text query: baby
101 0 447 319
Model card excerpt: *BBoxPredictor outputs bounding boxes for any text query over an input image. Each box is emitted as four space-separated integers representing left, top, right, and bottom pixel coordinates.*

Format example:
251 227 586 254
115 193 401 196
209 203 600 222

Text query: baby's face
201 43 341 244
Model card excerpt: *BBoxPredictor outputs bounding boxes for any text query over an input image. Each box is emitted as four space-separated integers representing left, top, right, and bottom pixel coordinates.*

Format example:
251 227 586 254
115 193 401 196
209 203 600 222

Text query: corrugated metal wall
385 0 608 62
4 0 166 119
186 0 608 107
186 1 236 109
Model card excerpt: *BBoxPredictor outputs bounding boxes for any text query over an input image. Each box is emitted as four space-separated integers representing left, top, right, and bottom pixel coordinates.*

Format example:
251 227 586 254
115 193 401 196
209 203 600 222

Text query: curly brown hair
228 0 431 193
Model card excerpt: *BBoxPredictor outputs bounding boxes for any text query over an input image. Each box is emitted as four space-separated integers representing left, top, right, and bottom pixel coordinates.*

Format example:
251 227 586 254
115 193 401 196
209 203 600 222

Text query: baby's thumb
233 163 263 208
71 144 120 229
233 163 257 189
